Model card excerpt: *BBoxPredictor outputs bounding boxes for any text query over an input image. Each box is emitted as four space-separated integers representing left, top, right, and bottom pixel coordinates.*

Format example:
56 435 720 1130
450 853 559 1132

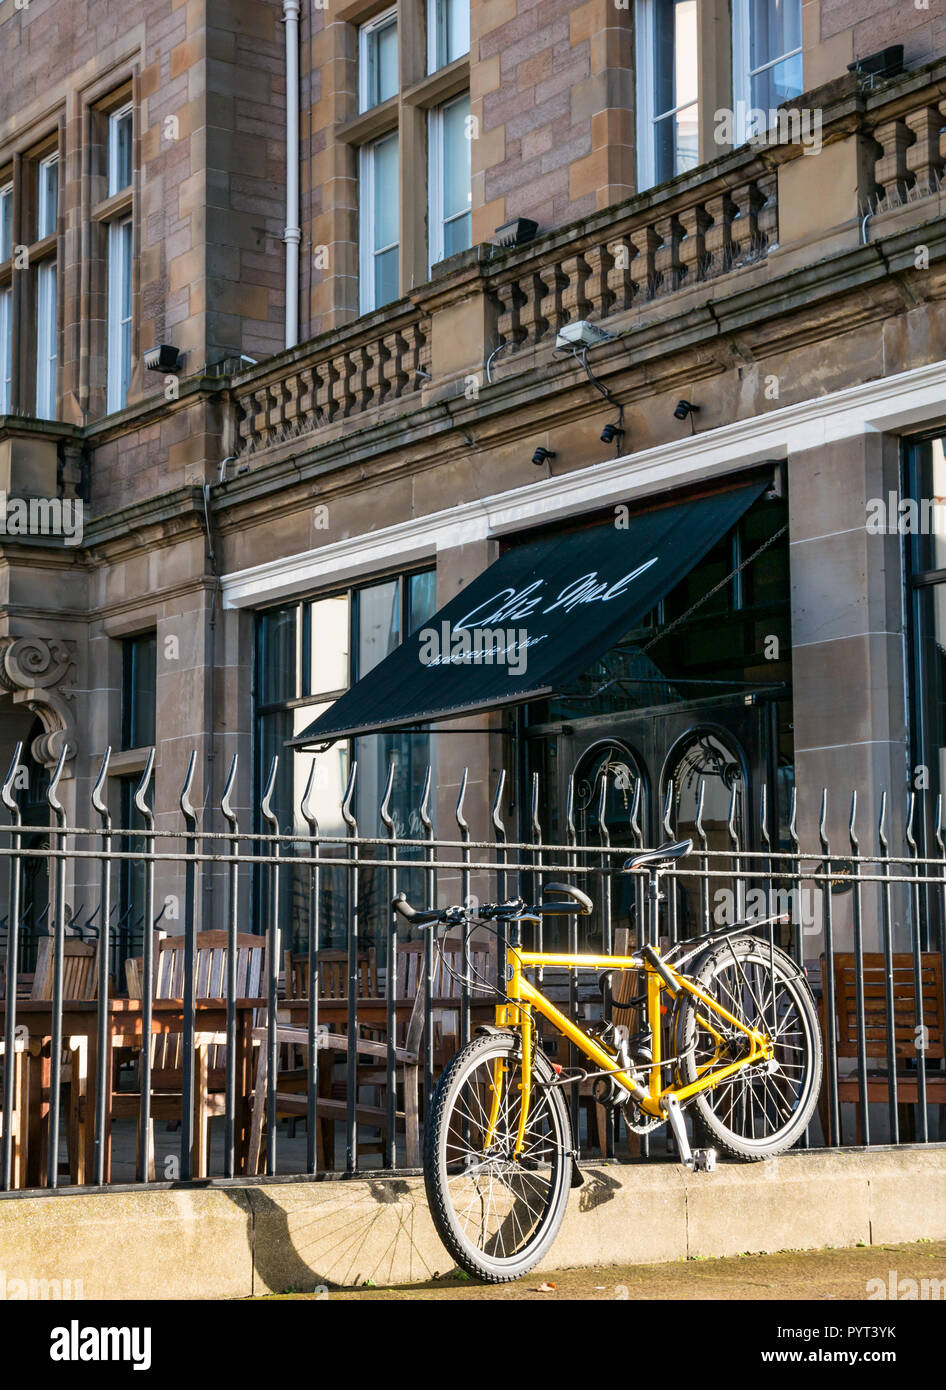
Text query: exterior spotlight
494 217 539 248
600 422 623 445
674 399 699 421
143 344 182 372
532 447 555 467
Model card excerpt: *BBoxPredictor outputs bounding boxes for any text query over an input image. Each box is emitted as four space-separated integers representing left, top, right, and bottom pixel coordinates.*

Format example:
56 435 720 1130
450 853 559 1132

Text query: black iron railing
0 740 943 1194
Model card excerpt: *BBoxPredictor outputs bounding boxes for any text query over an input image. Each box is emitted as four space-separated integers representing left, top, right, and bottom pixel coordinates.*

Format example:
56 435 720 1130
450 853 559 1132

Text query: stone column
789 430 907 950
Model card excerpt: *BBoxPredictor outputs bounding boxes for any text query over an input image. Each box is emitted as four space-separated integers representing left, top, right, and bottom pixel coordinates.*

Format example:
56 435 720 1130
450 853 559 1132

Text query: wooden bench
819 951 946 1144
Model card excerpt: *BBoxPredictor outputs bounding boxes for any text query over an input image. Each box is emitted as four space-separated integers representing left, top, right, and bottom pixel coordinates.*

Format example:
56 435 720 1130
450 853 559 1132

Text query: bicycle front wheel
424 1033 573 1282
674 936 823 1160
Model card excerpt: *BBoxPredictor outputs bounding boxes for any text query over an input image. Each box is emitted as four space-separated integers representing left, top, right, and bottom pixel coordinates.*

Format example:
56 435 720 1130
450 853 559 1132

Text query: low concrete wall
0 1147 944 1297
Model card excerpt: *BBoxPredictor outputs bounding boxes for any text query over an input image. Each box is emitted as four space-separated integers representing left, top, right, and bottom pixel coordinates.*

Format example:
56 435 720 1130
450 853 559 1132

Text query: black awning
289 480 767 747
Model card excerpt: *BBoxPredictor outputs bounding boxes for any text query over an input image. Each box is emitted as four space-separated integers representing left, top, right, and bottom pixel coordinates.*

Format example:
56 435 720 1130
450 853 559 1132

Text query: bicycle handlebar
391 881 594 926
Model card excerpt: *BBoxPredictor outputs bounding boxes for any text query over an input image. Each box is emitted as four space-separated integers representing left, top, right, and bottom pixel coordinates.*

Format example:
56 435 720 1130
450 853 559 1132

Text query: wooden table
0 998 263 1188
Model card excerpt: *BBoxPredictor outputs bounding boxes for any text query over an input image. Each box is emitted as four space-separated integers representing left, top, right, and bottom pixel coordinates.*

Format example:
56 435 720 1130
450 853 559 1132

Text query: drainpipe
283 0 301 349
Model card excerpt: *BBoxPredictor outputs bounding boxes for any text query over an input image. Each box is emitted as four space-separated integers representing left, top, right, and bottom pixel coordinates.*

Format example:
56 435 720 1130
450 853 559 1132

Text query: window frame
427 0 470 75
0 285 11 414
37 152 59 242
121 631 158 752
427 92 472 273
635 0 700 193
107 101 134 198
34 257 57 419
359 131 400 314
358 7 399 114
731 0 803 143
106 215 133 414
0 180 13 265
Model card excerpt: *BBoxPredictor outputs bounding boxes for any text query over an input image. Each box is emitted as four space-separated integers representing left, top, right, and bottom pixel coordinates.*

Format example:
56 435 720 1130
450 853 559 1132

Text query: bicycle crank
663 1094 717 1173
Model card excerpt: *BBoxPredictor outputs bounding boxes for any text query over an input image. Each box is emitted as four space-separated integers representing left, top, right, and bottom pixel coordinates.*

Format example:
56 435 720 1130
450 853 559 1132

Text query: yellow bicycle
394 838 822 1283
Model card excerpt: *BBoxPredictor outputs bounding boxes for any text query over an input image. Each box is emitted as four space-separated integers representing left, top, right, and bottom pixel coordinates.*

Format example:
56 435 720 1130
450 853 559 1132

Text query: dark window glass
121 632 156 750
253 569 435 959
256 604 298 706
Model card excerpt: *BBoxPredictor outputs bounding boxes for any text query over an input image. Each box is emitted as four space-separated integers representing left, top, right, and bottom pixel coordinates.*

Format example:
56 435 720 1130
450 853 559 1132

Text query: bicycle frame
490 945 774 1157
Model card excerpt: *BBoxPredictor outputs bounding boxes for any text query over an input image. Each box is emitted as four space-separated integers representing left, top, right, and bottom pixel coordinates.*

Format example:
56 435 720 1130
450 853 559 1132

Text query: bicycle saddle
622 839 692 871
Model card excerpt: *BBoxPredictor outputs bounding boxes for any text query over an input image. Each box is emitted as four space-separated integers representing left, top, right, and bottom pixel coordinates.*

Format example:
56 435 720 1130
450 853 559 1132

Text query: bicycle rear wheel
424 1033 573 1282
674 936 822 1160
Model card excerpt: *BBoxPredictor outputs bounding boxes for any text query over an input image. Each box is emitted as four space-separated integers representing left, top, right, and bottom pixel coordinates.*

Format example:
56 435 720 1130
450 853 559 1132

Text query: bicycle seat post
646 865 664 949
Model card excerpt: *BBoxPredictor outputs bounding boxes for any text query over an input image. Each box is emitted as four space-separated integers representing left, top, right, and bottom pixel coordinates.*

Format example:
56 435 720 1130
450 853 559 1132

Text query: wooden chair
248 984 426 1172
111 929 267 1178
26 935 101 1184
31 937 98 1000
0 1031 30 1186
819 952 946 1144
394 936 496 1074
283 948 378 1002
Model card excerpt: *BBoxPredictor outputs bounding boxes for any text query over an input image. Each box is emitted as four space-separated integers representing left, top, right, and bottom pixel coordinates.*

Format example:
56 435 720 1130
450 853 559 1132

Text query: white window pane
751 50 803 108
446 0 470 64
38 158 58 240
292 704 349 838
373 135 399 249
374 245 399 307
117 111 133 190
442 97 471 219
357 579 400 678
0 187 12 263
108 218 132 412
431 0 470 71
109 106 134 196
749 0 801 72
444 212 471 259
654 0 697 117
363 14 398 110
36 261 57 418
309 596 350 694
0 288 11 413
376 21 398 102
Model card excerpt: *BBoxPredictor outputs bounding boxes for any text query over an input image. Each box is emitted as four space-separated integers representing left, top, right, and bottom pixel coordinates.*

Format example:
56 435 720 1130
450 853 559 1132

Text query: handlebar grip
392 892 447 927
541 882 594 915
392 892 417 920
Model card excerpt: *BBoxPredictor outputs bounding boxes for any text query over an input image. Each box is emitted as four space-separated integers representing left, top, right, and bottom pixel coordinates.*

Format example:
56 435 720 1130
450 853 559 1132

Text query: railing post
45 747 69 1189
456 768 471 1049
819 790 840 1147
260 756 281 1177
905 794 929 1143
849 791 869 1145
877 792 900 1145
420 767 435 1110
300 760 320 1176
220 754 240 1180
133 751 156 1184
341 761 359 1173
380 761 397 1168
90 750 112 1186
179 751 199 1181
1 743 23 1191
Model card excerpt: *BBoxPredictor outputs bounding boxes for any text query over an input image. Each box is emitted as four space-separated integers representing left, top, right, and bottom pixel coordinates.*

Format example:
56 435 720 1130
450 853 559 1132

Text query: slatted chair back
283 948 378 1000
393 937 496 1067
31 937 98 1001
149 930 266 1078
826 952 944 1060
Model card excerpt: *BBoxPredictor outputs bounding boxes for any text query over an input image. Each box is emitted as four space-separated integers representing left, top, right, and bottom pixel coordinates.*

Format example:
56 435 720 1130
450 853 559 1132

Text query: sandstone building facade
1 0 946 961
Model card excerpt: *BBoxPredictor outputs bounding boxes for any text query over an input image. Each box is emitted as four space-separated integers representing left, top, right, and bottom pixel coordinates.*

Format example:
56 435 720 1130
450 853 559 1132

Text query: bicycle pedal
691 1148 717 1173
